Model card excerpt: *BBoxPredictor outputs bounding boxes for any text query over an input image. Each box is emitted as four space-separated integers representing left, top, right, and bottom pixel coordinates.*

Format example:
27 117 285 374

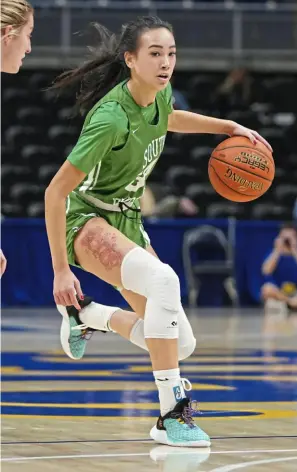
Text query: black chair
10 183 45 207
1 147 18 165
263 77 297 112
182 218 238 308
190 146 213 167
226 110 260 129
187 74 220 109
155 146 185 173
256 127 286 157
27 201 45 218
274 184 297 207
4 125 36 148
38 164 60 186
1 202 25 217
251 203 293 220
186 183 218 209
48 125 79 149
2 164 33 188
17 106 49 126
21 145 58 167
165 166 200 196
285 121 297 152
206 202 247 219
2 88 31 109
28 72 55 92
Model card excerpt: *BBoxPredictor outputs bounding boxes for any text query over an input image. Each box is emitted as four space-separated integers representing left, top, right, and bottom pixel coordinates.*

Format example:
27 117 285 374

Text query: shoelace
181 378 192 392
180 400 200 428
173 378 201 428
71 323 94 341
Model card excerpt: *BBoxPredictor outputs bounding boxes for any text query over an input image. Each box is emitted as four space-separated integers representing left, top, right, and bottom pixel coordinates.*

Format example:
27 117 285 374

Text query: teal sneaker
58 296 100 360
150 398 211 447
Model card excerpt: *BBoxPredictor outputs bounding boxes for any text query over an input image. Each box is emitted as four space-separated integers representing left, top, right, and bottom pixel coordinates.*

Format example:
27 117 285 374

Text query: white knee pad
121 247 181 339
121 247 181 311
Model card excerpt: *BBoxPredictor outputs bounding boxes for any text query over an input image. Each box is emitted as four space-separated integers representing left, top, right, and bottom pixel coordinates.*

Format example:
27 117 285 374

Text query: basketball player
1 0 34 277
45 17 271 447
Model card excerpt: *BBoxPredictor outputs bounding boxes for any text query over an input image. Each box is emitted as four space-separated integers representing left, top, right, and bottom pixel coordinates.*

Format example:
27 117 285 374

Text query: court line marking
2 435 297 446
209 456 297 472
2 449 297 462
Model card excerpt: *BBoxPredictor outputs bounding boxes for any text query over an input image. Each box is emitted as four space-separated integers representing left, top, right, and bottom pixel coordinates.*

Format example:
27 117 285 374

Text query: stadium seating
1 70 297 219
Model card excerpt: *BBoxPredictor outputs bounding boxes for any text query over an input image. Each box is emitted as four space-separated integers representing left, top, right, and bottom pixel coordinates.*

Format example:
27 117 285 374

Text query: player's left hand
229 122 273 153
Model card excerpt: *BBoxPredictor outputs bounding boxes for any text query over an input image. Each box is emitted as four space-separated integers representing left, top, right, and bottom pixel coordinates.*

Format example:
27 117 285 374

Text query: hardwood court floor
1 307 297 471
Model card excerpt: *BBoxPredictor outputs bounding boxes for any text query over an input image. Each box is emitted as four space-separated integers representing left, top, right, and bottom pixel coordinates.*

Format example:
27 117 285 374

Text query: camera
283 237 292 248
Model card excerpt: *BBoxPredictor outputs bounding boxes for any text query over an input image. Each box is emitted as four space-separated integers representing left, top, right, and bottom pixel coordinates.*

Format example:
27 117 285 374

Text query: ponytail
51 23 129 116
51 16 173 116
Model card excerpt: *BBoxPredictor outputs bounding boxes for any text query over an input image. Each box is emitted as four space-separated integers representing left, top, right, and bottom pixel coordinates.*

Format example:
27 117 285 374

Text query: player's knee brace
121 247 181 339
121 247 181 312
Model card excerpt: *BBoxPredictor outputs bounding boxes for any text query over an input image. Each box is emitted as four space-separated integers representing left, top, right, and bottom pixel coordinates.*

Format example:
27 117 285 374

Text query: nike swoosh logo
132 127 140 134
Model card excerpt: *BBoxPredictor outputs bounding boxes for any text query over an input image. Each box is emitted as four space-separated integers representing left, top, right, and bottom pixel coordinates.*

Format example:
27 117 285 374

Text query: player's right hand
0 249 7 277
53 268 83 310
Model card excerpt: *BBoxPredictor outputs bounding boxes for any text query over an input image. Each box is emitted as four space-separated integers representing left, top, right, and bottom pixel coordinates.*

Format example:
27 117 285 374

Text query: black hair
51 16 173 116
281 222 297 233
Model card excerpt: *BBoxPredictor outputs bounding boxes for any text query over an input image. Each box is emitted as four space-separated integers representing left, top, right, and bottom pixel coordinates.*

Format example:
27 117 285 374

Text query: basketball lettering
234 153 270 173
224 167 263 191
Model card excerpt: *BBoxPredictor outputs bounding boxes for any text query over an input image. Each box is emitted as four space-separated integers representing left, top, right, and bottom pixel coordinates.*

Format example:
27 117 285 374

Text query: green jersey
68 79 173 210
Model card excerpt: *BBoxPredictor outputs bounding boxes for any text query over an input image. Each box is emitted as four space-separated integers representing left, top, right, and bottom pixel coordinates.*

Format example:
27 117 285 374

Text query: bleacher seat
165 166 200 196
21 145 58 166
206 202 247 219
251 203 293 220
10 183 46 207
274 184 297 207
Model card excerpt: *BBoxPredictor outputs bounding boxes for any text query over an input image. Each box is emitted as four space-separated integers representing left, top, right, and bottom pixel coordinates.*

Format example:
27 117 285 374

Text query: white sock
78 302 120 332
154 368 186 416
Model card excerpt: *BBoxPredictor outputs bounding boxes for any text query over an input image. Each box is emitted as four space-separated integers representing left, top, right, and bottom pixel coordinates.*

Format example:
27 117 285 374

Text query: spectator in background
213 67 253 111
293 198 297 222
171 76 190 111
261 223 297 316
172 88 190 111
141 185 199 218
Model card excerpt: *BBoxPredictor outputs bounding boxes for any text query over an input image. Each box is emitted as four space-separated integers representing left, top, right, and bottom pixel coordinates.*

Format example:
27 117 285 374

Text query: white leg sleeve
129 307 196 360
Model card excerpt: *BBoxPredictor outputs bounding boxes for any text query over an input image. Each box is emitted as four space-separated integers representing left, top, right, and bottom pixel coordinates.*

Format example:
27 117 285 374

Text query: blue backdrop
1 218 281 307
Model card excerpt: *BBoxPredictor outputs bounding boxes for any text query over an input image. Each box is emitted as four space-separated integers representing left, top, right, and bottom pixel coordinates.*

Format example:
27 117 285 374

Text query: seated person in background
261 223 297 315
213 67 253 111
141 185 198 218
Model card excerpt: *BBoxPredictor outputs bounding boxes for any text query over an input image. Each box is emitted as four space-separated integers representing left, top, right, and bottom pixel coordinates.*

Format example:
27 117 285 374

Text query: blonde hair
1 0 33 38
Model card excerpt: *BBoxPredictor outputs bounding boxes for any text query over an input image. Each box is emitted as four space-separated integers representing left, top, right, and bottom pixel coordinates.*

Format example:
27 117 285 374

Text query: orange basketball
208 136 275 202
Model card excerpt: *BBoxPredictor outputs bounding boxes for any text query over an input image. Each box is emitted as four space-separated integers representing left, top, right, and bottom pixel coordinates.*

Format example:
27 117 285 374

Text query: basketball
208 136 275 202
